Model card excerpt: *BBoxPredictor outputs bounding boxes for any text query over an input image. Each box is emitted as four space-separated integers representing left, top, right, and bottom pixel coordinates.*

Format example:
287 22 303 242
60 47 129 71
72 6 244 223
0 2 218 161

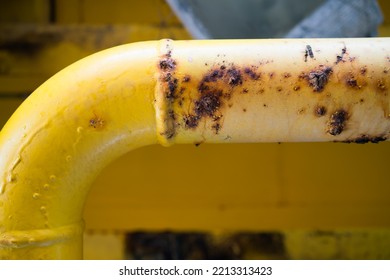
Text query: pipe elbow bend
0 39 171 259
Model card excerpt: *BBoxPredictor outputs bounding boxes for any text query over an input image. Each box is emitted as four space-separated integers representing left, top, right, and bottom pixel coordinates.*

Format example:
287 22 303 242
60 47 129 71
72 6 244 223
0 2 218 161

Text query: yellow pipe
0 38 389 259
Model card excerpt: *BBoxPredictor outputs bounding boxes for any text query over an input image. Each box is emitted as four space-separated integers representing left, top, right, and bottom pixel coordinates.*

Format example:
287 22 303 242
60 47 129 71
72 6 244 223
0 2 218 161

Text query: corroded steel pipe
0 38 389 259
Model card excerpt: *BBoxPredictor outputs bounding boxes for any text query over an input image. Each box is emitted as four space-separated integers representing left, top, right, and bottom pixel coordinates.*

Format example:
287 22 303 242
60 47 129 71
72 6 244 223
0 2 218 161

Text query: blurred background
0 0 390 259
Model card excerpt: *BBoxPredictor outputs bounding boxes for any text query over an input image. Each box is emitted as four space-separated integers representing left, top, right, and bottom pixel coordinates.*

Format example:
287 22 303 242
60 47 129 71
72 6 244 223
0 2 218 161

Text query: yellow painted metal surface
85 142 390 231
83 231 125 260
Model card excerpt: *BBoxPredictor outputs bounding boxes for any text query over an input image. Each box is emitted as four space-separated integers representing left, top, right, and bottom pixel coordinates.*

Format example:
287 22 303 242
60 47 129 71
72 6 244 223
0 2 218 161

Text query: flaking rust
327 110 348 136
304 65 333 92
158 47 178 139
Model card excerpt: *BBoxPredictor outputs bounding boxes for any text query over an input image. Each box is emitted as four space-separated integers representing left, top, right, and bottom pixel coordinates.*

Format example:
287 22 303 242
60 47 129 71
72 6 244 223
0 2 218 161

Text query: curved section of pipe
0 38 389 259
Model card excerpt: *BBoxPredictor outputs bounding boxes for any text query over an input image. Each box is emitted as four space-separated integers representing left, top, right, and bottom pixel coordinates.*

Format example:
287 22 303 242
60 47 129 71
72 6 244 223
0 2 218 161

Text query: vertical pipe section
0 38 389 259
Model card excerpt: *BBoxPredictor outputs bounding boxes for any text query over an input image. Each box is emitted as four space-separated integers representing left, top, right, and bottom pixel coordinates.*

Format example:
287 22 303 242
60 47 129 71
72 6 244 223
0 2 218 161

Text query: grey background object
286 0 383 37
166 0 383 39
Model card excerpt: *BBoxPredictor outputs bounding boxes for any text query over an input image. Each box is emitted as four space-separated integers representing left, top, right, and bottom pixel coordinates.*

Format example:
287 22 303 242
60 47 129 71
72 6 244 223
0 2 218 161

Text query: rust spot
195 91 221 117
212 123 221 134
304 45 314 62
243 108 247 112
336 46 347 64
293 85 301 91
223 92 232 100
298 108 306 114
346 75 359 89
159 54 176 71
182 75 191 82
183 114 199 129
307 66 333 92
315 106 327 117
347 79 358 88
89 116 105 130
159 49 179 140
168 109 176 121
377 79 386 91
213 115 222 122
360 66 367 75
187 65 255 133
209 69 225 82
283 73 291 78
343 135 387 144
165 74 178 99
277 86 283 92
227 68 242 86
326 109 348 136
198 82 209 93
244 67 260 80
269 72 275 79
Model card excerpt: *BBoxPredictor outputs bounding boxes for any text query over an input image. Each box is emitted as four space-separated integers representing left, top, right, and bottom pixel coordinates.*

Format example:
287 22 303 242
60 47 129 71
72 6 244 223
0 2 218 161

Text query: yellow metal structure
0 38 389 259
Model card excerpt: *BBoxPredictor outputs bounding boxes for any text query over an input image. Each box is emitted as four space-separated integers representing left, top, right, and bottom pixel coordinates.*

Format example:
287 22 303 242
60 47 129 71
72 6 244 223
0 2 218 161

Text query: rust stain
182 75 191 82
89 116 105 130
304 45 314 62
314 106 327 117
306 66 333 92
243 67 261 80
183 63 260 134
211 123 221 134
345 73 360 89
326 109 348 136
159 48 178 139
227 68 243 86
195 91 222 117
377 79 386 91
183 114 200 129
159 52 176 71
343 135 387 144
335 46 347 64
